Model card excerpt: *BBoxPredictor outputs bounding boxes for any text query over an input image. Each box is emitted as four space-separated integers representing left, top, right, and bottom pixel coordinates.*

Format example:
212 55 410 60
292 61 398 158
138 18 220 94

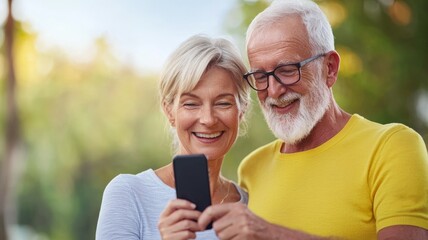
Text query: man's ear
162 101 175 127
325 50 340 88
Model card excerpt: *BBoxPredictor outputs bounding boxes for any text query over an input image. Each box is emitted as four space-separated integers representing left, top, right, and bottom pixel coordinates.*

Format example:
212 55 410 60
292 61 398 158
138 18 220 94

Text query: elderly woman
96 35 251 240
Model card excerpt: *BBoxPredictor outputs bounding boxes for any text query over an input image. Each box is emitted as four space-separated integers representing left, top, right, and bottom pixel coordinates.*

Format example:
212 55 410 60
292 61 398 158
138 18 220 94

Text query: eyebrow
180 92 236 99
277 59 296 65
250 58 302 72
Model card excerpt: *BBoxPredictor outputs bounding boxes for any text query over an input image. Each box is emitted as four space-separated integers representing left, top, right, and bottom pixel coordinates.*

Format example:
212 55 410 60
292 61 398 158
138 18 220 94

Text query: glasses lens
274 65 300 85
247 72 268 90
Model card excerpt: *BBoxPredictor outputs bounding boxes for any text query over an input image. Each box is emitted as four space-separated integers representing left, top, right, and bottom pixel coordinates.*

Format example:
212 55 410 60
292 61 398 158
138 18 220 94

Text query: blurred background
0 0 427 239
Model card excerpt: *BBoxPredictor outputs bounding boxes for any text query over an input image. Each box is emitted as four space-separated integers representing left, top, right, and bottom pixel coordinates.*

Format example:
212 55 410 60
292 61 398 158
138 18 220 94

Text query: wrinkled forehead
247 17 312 70
247 16 310 54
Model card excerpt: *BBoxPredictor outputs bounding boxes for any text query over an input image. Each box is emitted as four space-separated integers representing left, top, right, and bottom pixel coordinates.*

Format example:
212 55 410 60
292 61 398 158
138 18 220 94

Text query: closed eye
215 102 234 108
182 102 199 109
218 102 232 105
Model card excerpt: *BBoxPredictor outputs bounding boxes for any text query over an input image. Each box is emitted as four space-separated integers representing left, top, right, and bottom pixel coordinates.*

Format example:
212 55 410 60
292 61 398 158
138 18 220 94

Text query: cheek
224 111 240 131
301 71 321 88
175 111 195 130
257 91 267 102
301 68 316 79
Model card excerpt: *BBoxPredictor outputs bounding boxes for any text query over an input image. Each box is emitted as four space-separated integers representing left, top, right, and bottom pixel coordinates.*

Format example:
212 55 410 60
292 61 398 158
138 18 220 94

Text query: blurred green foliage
0 0 427 239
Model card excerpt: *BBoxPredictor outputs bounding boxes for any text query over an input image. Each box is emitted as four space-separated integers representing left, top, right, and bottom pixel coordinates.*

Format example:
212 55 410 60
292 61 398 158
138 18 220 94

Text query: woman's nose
199 106 217 126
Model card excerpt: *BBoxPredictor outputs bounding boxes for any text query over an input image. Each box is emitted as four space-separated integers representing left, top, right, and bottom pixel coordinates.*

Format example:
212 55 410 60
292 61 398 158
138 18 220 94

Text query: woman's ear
238 103 247 121
237 101 248 122
325 50 340 88
162 101 175 127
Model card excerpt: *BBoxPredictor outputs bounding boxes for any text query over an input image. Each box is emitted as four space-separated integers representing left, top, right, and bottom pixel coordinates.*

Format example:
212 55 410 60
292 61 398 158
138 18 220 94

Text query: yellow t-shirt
238 114 428 239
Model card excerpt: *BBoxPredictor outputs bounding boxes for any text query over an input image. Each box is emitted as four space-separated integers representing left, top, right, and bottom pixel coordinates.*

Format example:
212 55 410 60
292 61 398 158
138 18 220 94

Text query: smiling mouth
271 98 298 108
193 132 224 139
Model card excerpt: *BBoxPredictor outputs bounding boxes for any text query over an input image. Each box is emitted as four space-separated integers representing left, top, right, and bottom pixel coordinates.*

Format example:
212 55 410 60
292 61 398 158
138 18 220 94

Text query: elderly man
198 0 428 239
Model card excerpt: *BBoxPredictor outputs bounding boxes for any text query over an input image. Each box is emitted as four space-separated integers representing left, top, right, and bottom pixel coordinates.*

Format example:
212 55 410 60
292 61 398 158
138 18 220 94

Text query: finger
198 203 235 229
160 199 196 218
214 224 239 240
159 215 202 240
161 229 197 240
215 206 265 240
168 218 202 233
212 214 234 233
211 203 248 232
160 219 201 237
158 208 201 230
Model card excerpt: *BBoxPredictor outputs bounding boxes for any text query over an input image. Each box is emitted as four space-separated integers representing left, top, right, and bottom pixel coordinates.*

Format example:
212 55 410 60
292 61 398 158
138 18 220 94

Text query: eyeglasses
243 53 325 91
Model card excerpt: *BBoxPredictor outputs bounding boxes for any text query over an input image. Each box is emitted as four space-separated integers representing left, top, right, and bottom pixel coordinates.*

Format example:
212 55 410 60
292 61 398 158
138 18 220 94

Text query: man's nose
267 75 287 99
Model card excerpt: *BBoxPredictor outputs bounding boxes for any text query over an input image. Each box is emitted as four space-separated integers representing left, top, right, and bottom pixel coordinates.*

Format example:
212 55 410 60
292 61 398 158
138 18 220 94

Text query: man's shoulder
353 114 417 136
351 114 425 148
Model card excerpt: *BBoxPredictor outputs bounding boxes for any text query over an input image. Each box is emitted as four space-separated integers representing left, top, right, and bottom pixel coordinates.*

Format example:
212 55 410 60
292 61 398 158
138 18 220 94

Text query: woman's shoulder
232 181 249 204
101 169 174 206
102 169 164 196
106 169 152 187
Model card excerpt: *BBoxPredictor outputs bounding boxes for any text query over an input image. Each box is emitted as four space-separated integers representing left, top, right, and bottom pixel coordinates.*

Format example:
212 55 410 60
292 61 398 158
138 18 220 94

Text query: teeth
265 94 300 108
194 132 222 139
276 100 294 107
272 99 294 108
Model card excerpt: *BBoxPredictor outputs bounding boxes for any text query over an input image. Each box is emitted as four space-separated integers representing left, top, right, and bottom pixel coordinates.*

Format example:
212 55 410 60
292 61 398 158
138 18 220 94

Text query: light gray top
96 169 248 240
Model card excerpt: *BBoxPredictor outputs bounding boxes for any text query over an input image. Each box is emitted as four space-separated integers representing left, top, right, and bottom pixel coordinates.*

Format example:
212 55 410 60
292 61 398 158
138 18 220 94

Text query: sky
0 0 239 74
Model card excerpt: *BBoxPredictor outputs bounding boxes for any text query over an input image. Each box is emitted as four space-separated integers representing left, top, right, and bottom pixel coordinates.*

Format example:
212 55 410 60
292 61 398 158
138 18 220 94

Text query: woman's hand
158 199 202 240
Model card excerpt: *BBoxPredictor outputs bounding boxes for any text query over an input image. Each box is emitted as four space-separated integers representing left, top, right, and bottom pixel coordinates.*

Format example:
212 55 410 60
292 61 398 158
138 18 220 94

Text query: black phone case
173 154 212 229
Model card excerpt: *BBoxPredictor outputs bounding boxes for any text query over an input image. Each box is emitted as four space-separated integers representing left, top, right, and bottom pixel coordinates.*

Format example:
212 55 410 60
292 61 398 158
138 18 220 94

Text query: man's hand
378 225 428 240
198 202 341 240
198 202 274 240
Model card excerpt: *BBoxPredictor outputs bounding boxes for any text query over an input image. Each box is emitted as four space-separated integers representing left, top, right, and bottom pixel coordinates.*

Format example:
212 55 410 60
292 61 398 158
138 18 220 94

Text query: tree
0 0 23 239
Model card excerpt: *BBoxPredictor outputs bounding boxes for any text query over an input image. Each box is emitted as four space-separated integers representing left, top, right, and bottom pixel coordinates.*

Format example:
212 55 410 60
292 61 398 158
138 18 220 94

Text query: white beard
261 74 330 145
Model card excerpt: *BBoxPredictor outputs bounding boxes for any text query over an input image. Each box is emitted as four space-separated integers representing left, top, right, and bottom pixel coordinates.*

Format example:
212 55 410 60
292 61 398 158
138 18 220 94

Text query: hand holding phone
173 154 212 229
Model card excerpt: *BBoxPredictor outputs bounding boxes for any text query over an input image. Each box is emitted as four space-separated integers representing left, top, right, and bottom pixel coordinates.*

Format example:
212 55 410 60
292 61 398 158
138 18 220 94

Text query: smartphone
173 154 212 229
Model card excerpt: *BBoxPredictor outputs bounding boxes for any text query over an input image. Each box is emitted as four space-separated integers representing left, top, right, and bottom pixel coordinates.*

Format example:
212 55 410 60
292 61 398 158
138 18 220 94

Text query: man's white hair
246 0 335 55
